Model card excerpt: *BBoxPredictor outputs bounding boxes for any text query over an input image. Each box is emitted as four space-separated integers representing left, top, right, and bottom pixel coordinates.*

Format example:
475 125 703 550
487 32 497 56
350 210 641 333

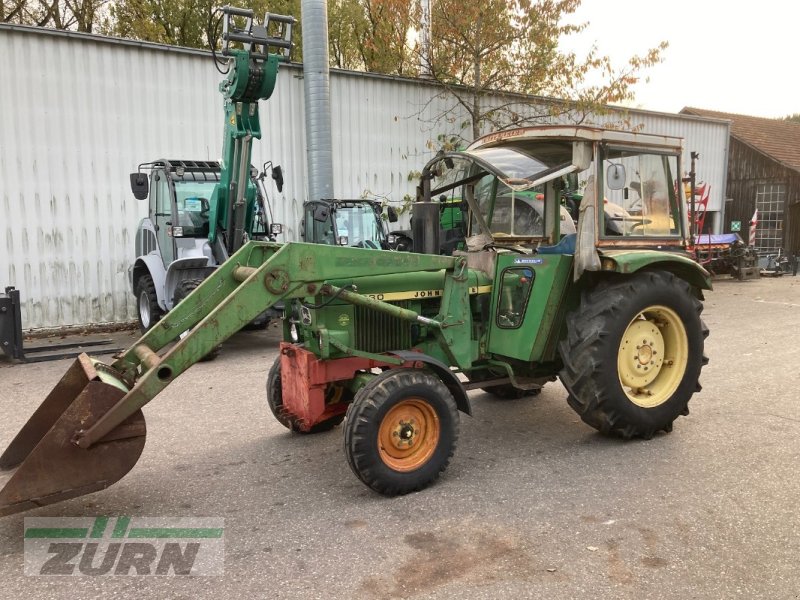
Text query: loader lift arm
0 241 464 515
85 241 462 449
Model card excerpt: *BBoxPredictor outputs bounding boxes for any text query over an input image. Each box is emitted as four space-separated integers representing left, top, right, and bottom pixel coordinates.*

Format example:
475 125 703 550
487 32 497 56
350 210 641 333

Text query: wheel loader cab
149 169 175 267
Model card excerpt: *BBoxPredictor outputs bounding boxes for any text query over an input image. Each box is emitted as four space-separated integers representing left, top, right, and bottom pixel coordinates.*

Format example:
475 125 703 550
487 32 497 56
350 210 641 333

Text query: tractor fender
132 255 168 310
598 250 713 292
390 350 472 416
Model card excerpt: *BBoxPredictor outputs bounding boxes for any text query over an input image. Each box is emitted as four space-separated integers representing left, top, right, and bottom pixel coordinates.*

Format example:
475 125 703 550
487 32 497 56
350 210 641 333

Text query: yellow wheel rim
378 398 440 472
617 305 688 408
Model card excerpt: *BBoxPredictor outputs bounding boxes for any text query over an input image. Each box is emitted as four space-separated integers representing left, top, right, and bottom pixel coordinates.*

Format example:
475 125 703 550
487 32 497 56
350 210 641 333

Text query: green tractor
0 125 710 513
301 198 400 249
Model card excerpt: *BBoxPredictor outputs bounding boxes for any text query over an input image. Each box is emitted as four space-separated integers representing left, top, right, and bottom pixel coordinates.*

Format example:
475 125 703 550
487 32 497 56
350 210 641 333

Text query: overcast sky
558 0 796 118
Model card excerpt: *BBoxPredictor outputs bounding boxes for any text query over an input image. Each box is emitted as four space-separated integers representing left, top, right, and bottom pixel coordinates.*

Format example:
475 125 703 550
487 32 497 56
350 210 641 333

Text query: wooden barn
682 108 800 260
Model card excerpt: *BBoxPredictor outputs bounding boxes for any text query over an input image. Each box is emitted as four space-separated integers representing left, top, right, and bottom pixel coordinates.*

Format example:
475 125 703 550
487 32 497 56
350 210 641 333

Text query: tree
421 0 667 142
328 0 416 74
103 0 302 56
3 0 109 31
783 114 800 124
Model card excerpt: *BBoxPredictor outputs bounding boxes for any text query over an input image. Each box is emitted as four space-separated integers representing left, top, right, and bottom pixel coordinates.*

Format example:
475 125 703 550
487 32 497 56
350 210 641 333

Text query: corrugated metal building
0 24 731 328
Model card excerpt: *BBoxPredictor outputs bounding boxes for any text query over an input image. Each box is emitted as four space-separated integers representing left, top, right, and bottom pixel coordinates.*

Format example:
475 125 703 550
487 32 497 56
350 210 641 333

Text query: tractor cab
302 199 398 249
417 126 690 270
128 159 283 332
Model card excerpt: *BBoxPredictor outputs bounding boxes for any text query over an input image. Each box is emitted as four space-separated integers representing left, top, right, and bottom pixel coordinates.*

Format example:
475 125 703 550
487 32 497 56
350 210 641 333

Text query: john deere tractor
0 125 710 514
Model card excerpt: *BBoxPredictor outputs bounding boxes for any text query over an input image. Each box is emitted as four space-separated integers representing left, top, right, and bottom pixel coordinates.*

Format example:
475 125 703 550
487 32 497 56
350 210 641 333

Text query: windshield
335 203 384 247
472 176 545 237
426 140 581 241
467 142 573 190
174 181 216 238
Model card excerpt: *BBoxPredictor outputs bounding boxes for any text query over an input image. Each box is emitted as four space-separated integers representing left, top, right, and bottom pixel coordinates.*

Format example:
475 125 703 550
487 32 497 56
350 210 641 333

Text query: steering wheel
629 218 653 233
199 198 210 218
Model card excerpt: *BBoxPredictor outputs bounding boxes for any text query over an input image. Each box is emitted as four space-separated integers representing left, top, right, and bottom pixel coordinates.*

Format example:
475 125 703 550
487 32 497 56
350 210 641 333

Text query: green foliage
783 113 800 123
328 0 416 73
2 0 107 31
102 0 302 56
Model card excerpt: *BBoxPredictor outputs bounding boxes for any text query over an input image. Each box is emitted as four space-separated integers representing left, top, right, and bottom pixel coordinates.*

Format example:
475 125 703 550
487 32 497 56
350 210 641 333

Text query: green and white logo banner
24 517 224 576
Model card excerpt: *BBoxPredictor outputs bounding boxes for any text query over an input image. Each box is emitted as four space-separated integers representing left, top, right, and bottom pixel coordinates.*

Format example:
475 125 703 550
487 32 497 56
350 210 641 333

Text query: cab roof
467 125 684 154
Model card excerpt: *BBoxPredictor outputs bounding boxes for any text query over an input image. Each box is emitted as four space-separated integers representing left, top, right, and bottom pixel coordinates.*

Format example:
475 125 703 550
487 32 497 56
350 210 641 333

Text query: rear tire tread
559 270 708 439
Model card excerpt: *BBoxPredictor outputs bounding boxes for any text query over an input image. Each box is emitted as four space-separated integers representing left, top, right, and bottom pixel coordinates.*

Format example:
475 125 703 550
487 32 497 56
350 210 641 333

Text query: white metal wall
0 25 730 328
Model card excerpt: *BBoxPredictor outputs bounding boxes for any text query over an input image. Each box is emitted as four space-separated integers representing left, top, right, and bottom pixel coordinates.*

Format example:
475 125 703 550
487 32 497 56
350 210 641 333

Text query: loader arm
78 242 459 448
0 241 459 515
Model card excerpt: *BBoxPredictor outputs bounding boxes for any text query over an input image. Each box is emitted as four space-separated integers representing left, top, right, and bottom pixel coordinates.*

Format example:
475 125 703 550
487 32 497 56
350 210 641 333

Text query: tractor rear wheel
135 274 163 333
173 279 220 361
559 270 708 439
266 356 345 434
344 369 459 495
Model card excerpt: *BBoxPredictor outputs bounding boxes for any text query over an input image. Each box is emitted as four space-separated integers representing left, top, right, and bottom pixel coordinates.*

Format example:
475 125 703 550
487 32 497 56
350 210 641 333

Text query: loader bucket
0 354 146 516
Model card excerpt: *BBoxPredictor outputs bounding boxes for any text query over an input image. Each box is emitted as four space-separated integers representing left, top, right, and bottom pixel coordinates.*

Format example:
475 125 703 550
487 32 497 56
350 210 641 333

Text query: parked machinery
0 126 711 514
128 6 293 334
301 199 399 249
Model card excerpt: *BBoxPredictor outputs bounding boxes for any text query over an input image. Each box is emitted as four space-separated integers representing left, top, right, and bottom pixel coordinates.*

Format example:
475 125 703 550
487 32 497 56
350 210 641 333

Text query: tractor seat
537 233 576 255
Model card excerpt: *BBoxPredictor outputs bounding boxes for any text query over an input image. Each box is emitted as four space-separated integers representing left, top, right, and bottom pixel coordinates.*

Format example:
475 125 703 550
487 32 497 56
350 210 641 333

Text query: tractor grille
353 302 412 353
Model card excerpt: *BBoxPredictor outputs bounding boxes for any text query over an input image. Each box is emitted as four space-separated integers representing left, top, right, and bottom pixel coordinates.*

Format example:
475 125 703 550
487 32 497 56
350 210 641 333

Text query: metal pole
419 0 432 78
302 0 335 202
690 151 699 244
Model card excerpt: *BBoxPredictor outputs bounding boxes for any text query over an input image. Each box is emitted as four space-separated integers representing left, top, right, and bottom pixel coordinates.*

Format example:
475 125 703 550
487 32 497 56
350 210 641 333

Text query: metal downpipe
301 0 334 202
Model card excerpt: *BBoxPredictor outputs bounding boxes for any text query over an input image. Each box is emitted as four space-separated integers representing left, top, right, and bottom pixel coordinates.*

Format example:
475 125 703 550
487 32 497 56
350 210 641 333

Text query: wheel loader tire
173 279 220 361
559 270 709 440
266 356 345 434
344 369 459 496
480 384 541 399
135 274 163 333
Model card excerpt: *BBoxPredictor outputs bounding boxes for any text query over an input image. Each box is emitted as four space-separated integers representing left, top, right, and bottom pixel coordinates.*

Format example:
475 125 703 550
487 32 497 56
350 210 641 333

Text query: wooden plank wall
725 138 800 251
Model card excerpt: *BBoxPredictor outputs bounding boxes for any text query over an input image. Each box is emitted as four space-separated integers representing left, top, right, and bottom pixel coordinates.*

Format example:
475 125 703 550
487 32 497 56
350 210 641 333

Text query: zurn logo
24 517 224 576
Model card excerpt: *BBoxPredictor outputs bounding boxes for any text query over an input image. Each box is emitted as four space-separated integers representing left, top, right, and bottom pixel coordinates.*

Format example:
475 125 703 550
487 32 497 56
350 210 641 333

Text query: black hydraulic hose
301 285 355 309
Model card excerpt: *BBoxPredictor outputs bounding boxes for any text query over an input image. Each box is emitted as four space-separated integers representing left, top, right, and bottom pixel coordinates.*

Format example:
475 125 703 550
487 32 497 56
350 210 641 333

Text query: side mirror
387 206 399 223
312 204 330 223
272 165 284 193
606 163 626 190
130 173 149 200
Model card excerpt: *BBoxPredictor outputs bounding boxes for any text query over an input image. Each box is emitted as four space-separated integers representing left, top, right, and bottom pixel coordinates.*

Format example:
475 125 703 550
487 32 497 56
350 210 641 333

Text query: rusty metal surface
0 356 93 469
0 361 146 517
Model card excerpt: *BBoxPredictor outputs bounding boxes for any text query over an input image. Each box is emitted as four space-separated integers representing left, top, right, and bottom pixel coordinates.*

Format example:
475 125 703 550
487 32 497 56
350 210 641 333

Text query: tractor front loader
0 126 711 516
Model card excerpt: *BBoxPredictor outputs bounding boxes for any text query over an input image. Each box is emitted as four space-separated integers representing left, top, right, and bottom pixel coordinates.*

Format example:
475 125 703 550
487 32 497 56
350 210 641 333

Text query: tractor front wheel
559 270 708 439
344 369 459 495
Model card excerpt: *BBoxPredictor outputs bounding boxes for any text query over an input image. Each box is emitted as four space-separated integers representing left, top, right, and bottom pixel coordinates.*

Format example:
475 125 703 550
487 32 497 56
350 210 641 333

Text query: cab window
601 149 680 237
